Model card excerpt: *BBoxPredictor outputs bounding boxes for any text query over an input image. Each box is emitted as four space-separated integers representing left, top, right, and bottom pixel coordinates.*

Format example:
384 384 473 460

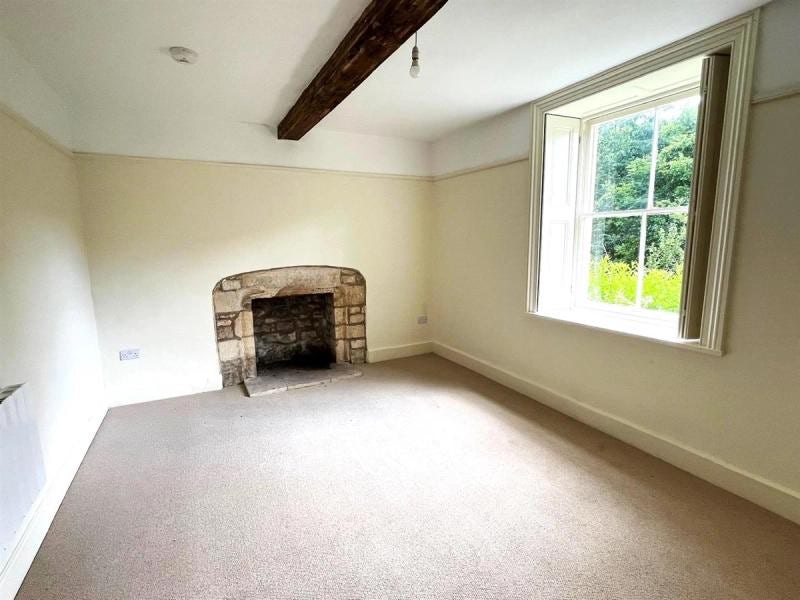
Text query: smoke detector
169 46 198 65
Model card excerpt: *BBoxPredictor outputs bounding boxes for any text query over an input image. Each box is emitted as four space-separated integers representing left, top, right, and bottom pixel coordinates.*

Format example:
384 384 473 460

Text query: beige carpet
18 355 800 599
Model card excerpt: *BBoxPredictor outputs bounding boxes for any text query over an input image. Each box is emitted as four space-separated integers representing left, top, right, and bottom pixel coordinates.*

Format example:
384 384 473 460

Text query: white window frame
572 89 698 320
527 11 759 355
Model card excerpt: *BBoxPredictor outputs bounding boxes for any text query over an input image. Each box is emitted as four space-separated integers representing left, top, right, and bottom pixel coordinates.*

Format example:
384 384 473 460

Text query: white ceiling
0 0 766 143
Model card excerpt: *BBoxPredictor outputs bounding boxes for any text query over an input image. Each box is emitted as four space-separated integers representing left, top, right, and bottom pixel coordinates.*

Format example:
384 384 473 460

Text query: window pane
642 213 688 312
653 96 700 207
588 216 642 306
593 110 654 211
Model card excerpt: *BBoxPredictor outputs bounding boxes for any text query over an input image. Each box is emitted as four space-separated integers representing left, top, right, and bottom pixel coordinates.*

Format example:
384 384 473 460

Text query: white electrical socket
417 315 428 325
119 348 140 361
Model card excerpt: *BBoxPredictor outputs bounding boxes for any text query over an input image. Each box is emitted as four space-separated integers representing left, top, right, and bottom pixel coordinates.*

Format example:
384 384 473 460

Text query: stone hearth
212 266 366 387
243 363 362 397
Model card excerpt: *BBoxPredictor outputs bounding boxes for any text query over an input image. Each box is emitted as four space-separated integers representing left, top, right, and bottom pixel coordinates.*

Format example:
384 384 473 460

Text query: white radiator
0 384 45 567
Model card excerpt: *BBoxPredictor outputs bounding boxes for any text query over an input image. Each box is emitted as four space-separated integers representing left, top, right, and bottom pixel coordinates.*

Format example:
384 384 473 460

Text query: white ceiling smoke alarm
169 46 198 65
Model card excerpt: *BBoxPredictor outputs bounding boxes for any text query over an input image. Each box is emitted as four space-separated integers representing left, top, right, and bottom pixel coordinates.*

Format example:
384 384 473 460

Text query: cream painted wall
77 155 432 406
430 94 800 521
0 111 104 477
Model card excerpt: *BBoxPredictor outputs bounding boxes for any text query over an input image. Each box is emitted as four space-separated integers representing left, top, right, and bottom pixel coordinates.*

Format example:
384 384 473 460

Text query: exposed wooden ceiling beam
277 0 448 140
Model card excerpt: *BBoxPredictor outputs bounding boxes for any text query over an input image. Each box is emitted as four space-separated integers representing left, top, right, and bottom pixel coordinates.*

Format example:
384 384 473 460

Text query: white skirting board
0 407 107 599
432 341 800 525
366 341 433 363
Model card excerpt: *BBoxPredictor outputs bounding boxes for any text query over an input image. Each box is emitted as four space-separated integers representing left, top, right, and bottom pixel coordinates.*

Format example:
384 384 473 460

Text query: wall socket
119 348 140 361
417 315 428 325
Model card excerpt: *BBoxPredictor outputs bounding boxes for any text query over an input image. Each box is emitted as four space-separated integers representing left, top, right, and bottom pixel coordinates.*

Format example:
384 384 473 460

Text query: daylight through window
528 35 754 351
584 94 699 317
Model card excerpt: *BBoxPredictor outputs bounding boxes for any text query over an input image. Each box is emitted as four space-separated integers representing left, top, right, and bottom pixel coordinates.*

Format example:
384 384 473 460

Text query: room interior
1 0 799 598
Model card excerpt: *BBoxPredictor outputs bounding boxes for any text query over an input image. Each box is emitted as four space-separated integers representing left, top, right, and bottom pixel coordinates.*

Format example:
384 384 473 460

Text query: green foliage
594 113 653 211
586 99 697 313
590 216 641 268
588 256 637 305
654 107 698 207
642 264 684 312
589 256 683 313
645 213 687 272
589 102 697 268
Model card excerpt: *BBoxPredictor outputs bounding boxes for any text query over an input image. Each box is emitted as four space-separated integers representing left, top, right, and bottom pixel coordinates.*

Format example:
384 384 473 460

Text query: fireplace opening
252 293 335 373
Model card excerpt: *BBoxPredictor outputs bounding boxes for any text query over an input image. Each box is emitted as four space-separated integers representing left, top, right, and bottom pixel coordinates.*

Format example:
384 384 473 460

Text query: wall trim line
432 156 529 182
431 341 800 525
74 151 434 182
0 407 107 599
751 84 800 105
367 341 434 363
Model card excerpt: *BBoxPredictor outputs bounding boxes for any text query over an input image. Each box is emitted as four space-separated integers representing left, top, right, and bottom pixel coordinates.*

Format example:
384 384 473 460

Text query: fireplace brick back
251 293 335 370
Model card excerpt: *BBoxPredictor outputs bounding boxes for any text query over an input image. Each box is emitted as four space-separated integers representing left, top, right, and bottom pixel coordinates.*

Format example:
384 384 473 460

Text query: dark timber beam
277 0 448 140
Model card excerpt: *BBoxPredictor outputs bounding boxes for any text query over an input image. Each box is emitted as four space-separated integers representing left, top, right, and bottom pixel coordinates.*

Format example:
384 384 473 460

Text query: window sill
529 307 722 356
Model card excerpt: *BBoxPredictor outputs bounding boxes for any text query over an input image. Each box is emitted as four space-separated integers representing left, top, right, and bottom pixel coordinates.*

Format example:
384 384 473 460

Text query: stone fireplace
212 266 366 387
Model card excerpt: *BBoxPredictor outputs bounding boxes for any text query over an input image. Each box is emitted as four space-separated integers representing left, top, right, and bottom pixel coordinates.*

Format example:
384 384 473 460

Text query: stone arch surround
212 266 366 386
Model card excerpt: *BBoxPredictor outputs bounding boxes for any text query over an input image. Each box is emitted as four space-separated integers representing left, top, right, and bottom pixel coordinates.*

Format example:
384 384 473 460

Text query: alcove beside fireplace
212 266 366 387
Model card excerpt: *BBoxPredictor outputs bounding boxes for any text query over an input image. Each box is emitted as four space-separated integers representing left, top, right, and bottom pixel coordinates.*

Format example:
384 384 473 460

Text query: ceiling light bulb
409 33 420 79
409 58 420 79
